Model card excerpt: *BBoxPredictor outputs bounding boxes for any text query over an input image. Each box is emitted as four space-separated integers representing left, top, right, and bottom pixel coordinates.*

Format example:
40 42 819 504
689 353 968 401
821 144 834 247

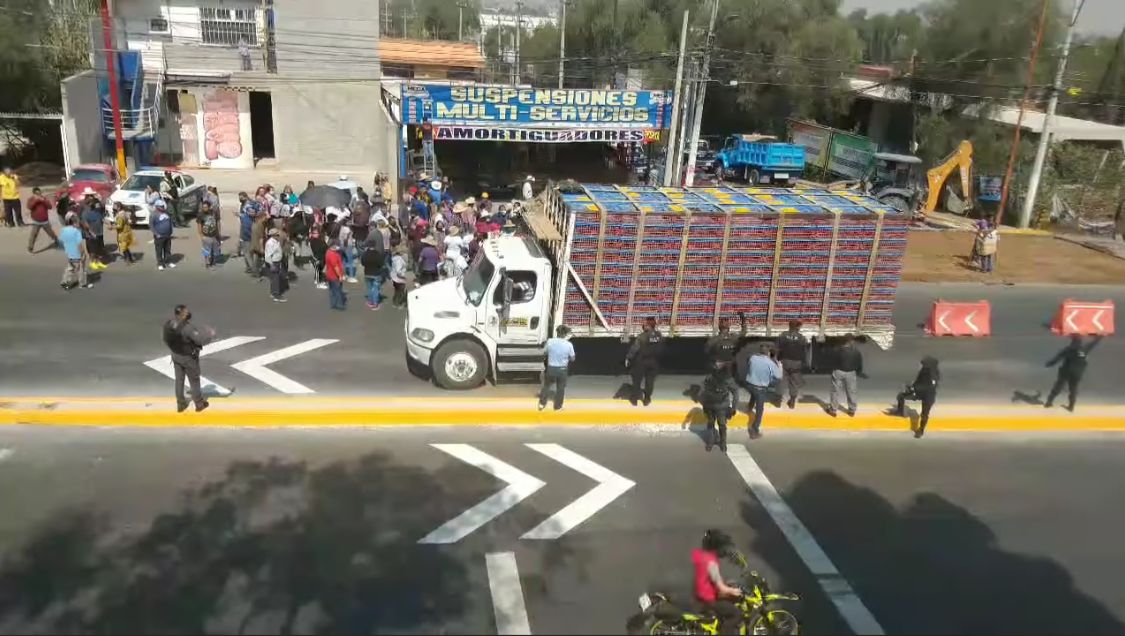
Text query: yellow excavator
923 140 974 214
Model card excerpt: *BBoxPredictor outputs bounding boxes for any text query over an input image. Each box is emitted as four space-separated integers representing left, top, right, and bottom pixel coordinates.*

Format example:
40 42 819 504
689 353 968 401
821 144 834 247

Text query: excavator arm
923 140 974 214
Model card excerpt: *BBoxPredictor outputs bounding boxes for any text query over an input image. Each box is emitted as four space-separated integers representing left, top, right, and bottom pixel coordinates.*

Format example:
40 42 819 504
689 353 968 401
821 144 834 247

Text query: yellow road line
1 407 1124 431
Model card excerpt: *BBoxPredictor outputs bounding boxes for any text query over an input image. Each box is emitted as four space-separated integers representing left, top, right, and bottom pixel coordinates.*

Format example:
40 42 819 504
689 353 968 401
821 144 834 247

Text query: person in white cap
264 227 287 302
522 175 535 202
150 198 176 270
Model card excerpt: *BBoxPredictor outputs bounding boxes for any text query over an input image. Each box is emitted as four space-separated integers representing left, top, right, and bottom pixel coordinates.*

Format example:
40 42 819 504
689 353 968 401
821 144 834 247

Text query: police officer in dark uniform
1045 334 1103 411
705 312 746 373
701 361 740 453
162 304 215 413
625 317 665 406
776 320 807 409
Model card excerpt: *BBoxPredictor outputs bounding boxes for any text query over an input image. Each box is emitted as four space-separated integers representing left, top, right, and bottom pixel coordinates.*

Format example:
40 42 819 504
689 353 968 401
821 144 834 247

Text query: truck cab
405 236 554 389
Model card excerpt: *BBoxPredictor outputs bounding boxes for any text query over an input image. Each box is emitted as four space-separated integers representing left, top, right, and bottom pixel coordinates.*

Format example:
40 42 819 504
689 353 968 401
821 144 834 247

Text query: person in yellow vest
0 166 24 227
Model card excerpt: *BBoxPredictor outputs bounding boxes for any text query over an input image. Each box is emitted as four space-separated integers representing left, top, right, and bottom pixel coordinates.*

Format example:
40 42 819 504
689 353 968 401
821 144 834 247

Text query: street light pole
683 0 719 188
557 0 567 89
1020 0 1087 228
458 4 463 41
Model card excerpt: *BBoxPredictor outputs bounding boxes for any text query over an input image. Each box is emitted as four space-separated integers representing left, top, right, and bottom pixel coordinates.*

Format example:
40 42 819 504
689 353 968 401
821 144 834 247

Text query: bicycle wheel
750 610 800 635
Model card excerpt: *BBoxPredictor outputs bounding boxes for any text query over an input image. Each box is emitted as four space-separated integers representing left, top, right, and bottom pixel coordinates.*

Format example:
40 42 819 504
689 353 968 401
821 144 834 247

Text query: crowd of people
11 167 529 306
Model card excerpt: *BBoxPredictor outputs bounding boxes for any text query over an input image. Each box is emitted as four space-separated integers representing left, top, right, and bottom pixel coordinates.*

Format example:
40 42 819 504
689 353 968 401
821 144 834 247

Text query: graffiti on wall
202 89 243 161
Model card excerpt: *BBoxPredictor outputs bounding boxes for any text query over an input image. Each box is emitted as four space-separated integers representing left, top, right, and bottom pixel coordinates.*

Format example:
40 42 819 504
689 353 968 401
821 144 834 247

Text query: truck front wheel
432 340 489 390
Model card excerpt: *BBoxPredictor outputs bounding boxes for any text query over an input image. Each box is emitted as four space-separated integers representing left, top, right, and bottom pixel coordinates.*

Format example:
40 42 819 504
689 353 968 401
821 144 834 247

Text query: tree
386 0 481 40
0 0 96 159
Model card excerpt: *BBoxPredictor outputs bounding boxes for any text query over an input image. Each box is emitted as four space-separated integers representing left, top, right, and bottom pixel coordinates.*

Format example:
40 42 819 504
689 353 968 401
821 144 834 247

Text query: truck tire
748 169 761 185
432 339 488 390
881 194 912 214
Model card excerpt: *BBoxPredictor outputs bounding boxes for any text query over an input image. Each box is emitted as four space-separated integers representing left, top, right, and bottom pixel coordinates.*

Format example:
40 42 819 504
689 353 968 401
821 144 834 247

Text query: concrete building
63 0 398 178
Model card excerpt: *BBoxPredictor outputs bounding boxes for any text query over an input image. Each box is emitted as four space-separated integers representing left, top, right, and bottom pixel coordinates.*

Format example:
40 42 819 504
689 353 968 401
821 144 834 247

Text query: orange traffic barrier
924 300 991 337
1050 299 1115 336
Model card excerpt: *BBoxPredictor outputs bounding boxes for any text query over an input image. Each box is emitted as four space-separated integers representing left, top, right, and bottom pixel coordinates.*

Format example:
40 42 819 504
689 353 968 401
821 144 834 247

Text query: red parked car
56 163 118 203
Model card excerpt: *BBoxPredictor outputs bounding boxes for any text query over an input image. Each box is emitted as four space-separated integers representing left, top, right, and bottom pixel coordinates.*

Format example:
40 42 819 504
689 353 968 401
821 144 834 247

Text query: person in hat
459 198 477 227
112 201 136 265
522 175 535 201
389 243 409 308
150 197 175 270
892 356 941 438
443 225 468 278
476 209 500 237
78 188 108 270
417 235 441 286
263 227 287 302
325 238 347 310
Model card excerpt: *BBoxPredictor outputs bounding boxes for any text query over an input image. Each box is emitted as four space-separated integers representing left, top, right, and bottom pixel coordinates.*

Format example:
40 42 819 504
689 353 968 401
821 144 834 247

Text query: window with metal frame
200 7 259 47
149 16 169 33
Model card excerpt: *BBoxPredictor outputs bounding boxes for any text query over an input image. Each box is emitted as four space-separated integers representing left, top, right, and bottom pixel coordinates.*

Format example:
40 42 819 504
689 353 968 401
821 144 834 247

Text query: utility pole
683 0 719 188
458 3 464 41
663 10 690 187
557 0 567 89
514 0 523 85
672 55 698 185
99 0 127 178
998 0 1050 226
1020 0 1087 228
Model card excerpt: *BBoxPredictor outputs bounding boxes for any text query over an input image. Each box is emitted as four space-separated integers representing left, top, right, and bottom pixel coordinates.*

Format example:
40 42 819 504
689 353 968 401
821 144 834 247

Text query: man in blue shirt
745 344 782 439
538 325 576 411
58 213 92 289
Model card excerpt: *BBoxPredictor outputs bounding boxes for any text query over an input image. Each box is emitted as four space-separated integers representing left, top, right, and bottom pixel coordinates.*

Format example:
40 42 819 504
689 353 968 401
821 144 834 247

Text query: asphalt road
0 426 1123 634
1 228 1124 405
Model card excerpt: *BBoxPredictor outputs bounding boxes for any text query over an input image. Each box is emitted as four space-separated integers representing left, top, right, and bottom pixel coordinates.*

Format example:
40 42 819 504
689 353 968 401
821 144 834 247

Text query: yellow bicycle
627 551 800 635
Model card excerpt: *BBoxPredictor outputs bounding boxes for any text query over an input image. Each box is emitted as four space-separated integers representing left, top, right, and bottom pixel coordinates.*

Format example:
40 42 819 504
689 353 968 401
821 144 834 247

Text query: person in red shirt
26 187 59 253
692 530 743 634
324 239 347 310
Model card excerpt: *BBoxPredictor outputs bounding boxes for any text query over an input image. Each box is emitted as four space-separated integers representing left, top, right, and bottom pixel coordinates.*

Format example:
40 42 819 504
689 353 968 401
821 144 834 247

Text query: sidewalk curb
1 398 1124 431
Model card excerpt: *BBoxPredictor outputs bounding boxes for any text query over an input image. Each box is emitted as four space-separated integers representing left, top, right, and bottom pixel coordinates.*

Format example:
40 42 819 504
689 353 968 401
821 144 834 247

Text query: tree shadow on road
0 453 473 634
741 470 1124 635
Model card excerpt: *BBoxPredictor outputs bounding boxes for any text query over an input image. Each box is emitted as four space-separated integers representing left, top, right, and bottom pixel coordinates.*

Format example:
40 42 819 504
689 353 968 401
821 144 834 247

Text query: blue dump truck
714 134 806 185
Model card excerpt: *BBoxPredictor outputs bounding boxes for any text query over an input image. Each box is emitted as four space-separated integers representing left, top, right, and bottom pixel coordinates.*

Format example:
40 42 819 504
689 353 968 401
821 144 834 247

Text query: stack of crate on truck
404 183 909 390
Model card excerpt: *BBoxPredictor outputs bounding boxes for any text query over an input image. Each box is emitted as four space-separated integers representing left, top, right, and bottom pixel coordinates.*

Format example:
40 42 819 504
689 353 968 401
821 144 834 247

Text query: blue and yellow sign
402 83 673 130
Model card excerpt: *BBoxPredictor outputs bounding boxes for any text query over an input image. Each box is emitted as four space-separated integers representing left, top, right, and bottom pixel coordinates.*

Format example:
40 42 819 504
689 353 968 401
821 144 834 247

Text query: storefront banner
403 84 673 129
434 126 655 143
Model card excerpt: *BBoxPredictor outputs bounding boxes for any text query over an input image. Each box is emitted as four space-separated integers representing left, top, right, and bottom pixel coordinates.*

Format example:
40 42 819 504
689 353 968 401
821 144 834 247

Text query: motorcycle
626 551 800 635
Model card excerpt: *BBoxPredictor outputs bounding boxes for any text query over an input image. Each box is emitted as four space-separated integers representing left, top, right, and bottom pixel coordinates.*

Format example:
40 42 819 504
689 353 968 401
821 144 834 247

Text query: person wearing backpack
700 361 740 453
197 200 221 269
150 199 175 270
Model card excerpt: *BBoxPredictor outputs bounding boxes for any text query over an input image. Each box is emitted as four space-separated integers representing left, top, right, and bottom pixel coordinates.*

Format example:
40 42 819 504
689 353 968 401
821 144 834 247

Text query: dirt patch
902 230 1125 284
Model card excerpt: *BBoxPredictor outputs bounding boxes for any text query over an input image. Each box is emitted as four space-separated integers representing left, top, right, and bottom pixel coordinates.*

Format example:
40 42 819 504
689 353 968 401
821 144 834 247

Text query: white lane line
419 444 545 544
230 338 338 394
144 336 265 396
486 552 532 636
726 445 884 635
521 443 635 540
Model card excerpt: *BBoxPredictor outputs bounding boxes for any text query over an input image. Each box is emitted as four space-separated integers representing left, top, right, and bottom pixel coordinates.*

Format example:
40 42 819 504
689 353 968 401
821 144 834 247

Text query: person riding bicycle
692 529 743 635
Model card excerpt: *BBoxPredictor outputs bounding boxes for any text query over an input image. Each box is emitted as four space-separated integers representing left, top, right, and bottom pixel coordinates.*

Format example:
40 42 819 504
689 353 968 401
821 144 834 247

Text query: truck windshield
461 252 495 306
